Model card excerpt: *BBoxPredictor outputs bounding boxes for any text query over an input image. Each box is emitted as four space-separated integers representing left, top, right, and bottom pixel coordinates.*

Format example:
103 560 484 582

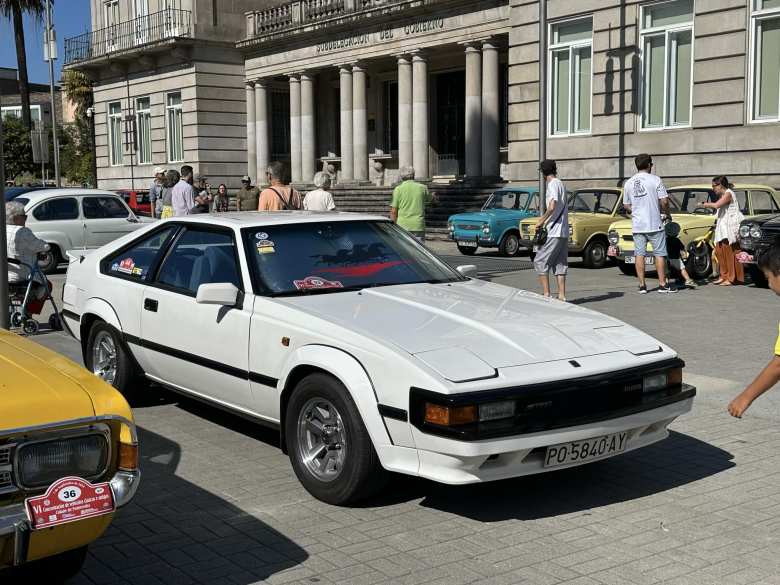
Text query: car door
28 196 83 250
82 195 141 248
139 225 255 411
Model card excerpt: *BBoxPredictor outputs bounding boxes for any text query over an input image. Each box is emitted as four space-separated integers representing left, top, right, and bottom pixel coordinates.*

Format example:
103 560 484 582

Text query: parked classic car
62 212 695 506
116 189 152 217
737 213 780 287
14 189 155 273
0 329 139 579
607 184 780 280
519 188 626 268
447 187 540 256
3 185 48 202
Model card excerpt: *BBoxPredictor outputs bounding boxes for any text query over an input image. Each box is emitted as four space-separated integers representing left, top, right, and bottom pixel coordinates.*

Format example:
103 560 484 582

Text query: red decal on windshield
319 260 408 277
293 276 344 290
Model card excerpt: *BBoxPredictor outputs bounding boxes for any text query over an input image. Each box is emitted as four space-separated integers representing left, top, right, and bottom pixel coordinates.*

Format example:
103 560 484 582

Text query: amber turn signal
667 367 683 386
424 403 478 426
118 442 139 471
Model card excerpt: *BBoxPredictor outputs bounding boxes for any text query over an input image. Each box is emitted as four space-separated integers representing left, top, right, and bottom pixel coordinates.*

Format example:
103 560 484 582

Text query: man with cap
150 167 166 218
236 175 260 211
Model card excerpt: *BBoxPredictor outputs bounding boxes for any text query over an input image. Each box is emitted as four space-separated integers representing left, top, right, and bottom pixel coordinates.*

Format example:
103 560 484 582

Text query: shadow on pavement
570 291 625 305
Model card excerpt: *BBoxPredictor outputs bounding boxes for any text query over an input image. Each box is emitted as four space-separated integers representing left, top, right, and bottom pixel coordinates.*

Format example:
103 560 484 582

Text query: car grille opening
0 470 12 492
458 224 482 231
623 235 634 242
0 446 10 466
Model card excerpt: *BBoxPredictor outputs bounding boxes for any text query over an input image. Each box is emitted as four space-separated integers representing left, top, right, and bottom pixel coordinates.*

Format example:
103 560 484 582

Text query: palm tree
61 69 92 118
0 0 47 131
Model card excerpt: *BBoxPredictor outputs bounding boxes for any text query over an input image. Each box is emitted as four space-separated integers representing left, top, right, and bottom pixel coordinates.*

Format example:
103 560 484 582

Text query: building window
136 97 152 165
383 80 398 153
1 104 42 123
271 89 290 161
752 0 780 121
108 101 123 166
549 17 592 136
166 92 183 163
640 0 694 129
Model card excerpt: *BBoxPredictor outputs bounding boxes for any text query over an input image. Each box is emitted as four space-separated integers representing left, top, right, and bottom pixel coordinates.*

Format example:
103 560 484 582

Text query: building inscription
316 17 445 53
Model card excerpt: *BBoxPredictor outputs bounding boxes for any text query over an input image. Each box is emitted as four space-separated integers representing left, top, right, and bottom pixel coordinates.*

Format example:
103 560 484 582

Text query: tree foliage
2 116 36 180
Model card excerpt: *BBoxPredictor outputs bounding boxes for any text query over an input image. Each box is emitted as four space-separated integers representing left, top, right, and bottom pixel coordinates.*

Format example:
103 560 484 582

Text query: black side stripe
123 334 279 387
378 404 408 422
61 309 81 323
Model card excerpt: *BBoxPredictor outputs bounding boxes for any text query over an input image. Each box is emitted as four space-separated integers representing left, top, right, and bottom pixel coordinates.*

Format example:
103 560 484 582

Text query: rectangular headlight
643 373 668 393
479 400 516 422
18 435 109 488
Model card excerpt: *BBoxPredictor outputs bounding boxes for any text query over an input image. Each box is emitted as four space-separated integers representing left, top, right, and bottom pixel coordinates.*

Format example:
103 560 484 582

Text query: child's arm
728 355 780 417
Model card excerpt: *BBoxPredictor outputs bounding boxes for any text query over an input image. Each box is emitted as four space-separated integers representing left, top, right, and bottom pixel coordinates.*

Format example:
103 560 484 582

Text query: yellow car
607 184 780 279
0 329 139 579
519 188 626 268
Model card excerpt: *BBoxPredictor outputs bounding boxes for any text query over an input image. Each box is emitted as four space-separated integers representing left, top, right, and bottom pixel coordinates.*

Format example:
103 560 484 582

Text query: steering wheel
597 206 612 214
692 206 711 215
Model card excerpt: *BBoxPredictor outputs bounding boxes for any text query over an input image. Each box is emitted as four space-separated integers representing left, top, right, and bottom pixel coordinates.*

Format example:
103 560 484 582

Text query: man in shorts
623 153 676 294
533 159 569 301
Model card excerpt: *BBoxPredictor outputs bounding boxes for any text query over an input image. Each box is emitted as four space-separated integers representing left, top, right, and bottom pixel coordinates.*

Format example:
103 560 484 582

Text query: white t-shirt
304 189 336 212
545 178 569 238
6 225 49 283
623 172 668 233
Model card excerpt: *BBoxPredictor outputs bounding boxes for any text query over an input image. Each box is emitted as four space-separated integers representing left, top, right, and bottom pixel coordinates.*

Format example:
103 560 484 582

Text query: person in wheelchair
6 200 49 300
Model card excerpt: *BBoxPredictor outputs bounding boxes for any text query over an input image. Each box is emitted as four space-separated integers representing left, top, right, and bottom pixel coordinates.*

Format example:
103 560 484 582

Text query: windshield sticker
131 266 144 276
256 240 276 255
115 258 135 274
293 276 344 290
319 260 409 278
256 232 269 240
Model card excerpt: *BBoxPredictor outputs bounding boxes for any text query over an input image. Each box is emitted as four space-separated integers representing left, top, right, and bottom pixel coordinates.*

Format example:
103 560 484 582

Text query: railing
64 9 192 65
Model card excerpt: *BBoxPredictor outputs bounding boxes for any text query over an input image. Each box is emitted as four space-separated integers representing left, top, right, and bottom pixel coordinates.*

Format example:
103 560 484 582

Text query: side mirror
196 282 239 306
456 264 478 278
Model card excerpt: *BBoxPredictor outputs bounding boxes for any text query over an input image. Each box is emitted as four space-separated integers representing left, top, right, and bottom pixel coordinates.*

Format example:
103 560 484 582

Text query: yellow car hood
610 214 715 233
0 330 97 429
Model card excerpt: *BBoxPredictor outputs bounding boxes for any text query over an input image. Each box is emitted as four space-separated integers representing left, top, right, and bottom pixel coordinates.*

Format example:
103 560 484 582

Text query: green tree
62 70 93 118
61 70 95 185
2 116 37 180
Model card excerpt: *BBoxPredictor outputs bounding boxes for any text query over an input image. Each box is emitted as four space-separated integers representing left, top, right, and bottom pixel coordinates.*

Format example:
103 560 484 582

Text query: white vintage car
62 213 695 505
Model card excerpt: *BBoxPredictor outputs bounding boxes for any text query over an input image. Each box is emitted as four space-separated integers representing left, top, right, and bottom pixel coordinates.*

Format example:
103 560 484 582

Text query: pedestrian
237 175 261 211
728 239 780 418
5 201 50 301
172 165 197 217
390 166 435 242
213 183 230 212
195 174 213 210
665 222 696 288
533 159 569 301
703 176 745 286
149 167 166 218
623 153 676 294
258 162 302 210
304 171 336 211
159 169 179 219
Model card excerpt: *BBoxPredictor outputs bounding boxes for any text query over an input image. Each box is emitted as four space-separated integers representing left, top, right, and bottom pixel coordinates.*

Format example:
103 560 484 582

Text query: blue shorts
634 230 667 257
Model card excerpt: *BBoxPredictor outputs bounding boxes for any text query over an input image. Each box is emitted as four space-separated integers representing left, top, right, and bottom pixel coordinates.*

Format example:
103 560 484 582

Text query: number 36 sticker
25 476 116 530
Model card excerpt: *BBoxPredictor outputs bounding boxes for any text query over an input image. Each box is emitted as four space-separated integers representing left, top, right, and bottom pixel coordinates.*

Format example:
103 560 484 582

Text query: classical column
255 80 269 183
339 65 354 182
352 63 368 182
411 52 429 180
482 40 500 178
246 81 256 179
289 75 302 183
300 73 316 184
397 55 413 170
464 42 482 178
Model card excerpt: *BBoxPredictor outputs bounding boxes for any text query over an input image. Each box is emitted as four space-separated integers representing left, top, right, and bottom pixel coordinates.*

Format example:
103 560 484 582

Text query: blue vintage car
447 186 540 256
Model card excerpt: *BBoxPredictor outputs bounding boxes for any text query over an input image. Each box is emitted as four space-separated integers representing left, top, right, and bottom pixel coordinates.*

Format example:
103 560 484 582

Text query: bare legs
538 273 567 301
636 256 667 288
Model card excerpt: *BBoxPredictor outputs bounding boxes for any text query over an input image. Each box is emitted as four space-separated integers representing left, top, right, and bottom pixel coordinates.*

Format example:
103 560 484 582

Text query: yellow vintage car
0 329 139 580
519 188 626 268
607 184 780 279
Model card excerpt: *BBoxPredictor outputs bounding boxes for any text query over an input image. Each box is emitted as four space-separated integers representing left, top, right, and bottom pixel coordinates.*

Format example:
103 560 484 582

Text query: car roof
668 184 776 191
21 188 123 204
163 211 391 228
574 186 623 193
498 185 539 192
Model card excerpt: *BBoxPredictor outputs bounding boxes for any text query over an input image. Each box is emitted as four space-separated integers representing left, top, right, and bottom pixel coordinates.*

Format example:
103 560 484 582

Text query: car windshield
483 190 533 211
568 190 620 214
244 220 463 296
667 189 715 214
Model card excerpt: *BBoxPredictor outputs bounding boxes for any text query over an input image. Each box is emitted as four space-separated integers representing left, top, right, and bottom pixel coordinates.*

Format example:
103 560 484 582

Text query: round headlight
448 222 454 231
608 230 619 245
751 225 762 239
482 223 490 234
739 225 751 239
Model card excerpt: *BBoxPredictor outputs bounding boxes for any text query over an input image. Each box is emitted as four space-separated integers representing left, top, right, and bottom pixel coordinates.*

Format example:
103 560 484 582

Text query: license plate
25 476 116 530
544 431 628 468
457 240 478 247
625 256 655 265
607 245 618 257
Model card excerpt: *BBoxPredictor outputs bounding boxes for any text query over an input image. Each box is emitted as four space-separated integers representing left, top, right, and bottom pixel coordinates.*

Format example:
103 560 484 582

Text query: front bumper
451 232 497 247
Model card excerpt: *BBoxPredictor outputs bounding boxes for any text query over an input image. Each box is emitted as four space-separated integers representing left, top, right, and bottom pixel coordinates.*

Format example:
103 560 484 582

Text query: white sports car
62 213 695 505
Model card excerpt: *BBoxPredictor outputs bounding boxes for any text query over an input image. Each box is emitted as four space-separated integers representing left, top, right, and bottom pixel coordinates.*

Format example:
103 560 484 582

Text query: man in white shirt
172 165 197 217
5 201 50 299
623 153 675 294
533 159 569 301
304 171 336 211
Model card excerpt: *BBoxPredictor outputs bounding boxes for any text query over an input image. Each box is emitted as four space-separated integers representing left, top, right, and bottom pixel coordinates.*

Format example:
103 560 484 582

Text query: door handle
144 298 158 312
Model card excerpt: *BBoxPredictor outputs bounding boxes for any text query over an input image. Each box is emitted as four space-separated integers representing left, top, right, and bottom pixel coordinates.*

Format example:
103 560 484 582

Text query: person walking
304 172 336 211
623 153 676 294
258 162 302 210
703 175 745 286
533 159 569 301
389 166 435 242
149 167 166 218
5 201 50 300
237 175 261 211
172 165 197 217
213 183 230 213
159 169 179 219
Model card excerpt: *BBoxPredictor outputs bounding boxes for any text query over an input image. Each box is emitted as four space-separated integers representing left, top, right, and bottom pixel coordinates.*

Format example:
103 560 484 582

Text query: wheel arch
79 298 122 355
498 227 520 242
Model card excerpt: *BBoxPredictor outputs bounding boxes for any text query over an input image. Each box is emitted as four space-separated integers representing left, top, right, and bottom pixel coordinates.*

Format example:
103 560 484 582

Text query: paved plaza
24 243 780 584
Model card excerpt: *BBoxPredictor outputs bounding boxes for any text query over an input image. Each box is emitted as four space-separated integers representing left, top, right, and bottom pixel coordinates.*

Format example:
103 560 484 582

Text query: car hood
752 214 780 228
0 330 97 430
280 280 662 380
450 210 527 223
610 214 715 233
568 212 618 226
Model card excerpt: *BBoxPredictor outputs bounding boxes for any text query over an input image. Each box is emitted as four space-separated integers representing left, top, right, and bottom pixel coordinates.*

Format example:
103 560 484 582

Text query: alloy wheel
296 397 348 482
91 330 118 385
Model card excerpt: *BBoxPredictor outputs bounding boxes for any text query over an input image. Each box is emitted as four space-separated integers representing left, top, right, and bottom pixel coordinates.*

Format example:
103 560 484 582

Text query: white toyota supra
62 213 696 505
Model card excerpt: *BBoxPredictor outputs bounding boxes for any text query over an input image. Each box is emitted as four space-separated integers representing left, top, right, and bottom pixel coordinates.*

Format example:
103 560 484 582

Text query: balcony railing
249 0 395 37
64 9 192 65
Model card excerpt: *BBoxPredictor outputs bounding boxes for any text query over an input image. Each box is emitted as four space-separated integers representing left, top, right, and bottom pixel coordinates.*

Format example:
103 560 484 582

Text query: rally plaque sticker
25 476 116 530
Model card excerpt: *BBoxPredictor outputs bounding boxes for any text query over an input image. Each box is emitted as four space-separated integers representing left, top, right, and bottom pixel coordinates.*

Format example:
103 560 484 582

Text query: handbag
533 200 566 248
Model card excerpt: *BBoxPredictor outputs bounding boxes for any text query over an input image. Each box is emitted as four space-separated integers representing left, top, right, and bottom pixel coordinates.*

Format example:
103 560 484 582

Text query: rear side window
751 191 778 215
32 198 79 221
83 196 130 219
732 190 748 214
103 225 179 281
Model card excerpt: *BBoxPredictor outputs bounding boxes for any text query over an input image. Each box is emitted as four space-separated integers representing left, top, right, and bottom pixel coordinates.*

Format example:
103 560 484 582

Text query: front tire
617 261 636 276
498 232 521 257
457 244 477 255
582 239 608 269
84 322 137 398
687 244 713 280
747 264 768 288
286 373 387 505
5 546 88 583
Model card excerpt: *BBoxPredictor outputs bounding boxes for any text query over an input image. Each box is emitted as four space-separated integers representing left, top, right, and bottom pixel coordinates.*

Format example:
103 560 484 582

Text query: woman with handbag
703 175 744 286
533 159 570 301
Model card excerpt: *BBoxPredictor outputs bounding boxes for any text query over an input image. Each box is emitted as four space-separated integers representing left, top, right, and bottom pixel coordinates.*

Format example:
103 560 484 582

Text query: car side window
103 225 179 281
732 190 748 214
31 198 79 221
501 193 517 209
751 191 777 215
156 228 241 296
83 196 130 219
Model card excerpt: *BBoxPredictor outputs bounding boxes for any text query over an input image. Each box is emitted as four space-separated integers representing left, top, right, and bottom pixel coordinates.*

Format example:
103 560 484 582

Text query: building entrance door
435 71 465 176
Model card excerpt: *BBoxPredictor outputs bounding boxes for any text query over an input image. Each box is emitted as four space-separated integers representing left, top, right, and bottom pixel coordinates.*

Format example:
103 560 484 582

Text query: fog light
479 401 516 422
424 403 477 426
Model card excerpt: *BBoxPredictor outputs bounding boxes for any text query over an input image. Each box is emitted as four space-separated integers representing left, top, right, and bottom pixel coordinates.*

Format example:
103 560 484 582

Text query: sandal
718 281 733 286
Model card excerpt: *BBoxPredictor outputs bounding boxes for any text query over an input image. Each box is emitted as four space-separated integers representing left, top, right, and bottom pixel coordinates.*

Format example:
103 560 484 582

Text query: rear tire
84 322 137 399
37 245 60 274
747 264 768 288
617 261 636 276
582 239 608 269
457 245 477 255
498 233 521 257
